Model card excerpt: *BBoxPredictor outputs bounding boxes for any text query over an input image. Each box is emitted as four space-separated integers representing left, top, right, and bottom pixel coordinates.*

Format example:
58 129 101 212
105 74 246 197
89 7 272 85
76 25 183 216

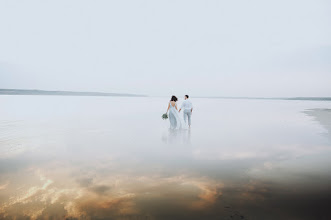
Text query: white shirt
181 99 193 110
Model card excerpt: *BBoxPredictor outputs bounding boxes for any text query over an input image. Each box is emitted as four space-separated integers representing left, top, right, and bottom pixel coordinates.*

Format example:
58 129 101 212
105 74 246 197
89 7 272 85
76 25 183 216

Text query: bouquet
162 113 168 120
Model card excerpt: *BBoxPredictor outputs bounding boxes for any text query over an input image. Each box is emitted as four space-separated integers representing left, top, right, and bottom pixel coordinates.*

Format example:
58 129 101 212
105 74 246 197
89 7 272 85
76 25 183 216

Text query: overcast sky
0 0 330 97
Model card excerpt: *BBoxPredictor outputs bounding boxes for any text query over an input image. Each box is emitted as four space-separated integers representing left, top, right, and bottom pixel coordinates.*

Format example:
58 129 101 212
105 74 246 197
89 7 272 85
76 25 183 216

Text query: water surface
0 96 331 219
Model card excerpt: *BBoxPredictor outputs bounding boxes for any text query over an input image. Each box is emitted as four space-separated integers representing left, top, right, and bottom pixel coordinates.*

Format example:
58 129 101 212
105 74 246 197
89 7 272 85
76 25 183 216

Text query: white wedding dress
168 102 185 129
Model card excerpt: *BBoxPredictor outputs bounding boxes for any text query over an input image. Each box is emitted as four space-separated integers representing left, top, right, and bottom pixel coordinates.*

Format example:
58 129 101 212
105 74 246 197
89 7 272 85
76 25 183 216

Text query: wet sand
304 108 331 140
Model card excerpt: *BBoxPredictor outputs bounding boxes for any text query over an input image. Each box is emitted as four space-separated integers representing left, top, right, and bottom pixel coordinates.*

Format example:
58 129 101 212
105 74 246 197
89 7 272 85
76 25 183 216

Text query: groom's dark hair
185 95 189 98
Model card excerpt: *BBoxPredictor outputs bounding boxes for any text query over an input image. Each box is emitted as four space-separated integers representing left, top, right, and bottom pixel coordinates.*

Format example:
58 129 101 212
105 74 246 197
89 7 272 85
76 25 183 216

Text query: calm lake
0 96 331 219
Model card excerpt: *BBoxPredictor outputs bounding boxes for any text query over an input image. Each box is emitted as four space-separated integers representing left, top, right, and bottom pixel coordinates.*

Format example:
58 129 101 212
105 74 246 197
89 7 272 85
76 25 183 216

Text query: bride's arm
166 103 170 113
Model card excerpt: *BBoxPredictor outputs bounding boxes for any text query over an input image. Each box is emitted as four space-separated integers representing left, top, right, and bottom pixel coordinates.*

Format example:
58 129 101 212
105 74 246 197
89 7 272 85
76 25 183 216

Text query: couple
166 95 193 129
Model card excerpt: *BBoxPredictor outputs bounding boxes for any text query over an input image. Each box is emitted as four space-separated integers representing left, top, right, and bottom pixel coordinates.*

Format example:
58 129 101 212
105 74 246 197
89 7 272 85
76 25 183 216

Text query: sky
0 0 330 97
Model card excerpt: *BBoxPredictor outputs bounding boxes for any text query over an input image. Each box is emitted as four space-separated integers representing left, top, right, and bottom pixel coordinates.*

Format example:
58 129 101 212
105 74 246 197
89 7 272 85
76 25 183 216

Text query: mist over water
0 96 331 219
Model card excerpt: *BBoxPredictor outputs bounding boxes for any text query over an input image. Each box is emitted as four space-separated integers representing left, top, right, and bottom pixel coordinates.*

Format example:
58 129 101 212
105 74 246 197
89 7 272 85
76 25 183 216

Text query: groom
179 95 193 128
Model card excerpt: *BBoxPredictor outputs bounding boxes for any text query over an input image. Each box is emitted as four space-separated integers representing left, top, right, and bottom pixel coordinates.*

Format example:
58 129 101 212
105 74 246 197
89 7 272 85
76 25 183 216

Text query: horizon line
1 88 331 100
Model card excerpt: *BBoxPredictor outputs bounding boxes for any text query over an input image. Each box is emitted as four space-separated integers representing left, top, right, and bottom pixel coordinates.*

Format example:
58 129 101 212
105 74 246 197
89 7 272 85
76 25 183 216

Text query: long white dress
168 102 184 129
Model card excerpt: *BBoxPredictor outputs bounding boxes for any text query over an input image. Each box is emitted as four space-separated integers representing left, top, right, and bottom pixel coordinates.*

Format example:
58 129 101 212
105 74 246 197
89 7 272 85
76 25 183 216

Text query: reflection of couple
166 95 193 129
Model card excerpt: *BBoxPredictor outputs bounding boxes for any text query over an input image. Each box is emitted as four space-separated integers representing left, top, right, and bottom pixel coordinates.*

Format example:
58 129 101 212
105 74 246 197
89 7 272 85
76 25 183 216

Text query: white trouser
183 109 192 126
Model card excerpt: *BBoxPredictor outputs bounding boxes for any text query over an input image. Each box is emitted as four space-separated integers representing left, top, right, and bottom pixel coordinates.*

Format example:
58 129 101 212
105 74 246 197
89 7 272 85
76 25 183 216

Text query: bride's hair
170 95 178 102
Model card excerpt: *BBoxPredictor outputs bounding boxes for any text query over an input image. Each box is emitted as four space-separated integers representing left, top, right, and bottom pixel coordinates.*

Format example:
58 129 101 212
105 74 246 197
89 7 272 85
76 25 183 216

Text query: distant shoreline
154 96 331 101
197 96 331 101
1 89 330 101
0 89 147 97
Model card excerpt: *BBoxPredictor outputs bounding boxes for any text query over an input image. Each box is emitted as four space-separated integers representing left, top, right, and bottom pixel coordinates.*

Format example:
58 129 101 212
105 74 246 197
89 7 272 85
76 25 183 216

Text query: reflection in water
0 169 224 219
162 129 191 145
1 97 331 219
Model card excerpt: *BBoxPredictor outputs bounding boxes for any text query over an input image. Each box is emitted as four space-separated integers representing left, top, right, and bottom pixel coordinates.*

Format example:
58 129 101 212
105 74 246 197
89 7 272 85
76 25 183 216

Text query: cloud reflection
0 165 223 219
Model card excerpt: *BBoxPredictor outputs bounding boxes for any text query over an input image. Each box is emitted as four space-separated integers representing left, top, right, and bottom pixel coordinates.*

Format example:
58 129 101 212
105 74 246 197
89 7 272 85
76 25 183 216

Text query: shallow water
0 96 331 219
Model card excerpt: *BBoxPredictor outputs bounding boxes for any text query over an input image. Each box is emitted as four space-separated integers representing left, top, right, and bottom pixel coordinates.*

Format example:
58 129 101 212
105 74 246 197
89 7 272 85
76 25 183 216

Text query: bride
166 95 184 129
